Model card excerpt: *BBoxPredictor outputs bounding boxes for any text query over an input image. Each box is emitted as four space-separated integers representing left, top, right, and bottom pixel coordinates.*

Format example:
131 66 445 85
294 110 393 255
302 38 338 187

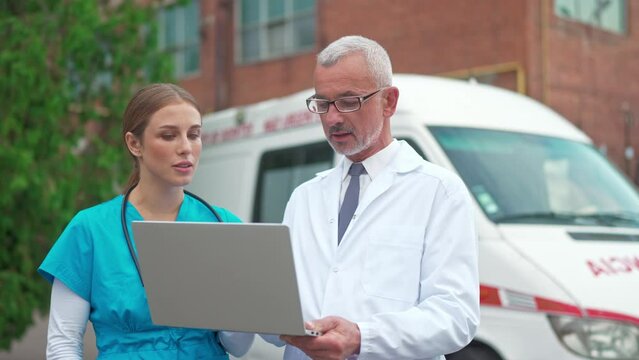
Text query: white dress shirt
339 140 400 208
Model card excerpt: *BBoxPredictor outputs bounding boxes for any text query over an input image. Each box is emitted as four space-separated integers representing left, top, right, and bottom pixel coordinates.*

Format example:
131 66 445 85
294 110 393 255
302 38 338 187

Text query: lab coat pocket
362 226 423 303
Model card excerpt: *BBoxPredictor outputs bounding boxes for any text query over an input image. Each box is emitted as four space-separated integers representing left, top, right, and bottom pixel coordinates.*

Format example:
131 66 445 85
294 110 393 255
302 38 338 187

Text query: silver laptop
132 221 318 336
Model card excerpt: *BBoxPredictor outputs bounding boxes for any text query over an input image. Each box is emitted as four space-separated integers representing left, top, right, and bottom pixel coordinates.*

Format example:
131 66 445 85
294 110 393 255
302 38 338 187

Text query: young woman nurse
38 84 254 359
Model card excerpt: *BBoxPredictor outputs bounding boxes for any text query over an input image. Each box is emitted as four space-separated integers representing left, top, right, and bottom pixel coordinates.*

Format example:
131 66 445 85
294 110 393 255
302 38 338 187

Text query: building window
159 0 201 78
236 0 316 64
554 0 626 34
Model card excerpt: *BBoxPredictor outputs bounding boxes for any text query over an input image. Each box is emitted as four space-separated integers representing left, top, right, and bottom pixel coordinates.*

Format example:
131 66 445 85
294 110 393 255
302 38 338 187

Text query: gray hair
317 35 393 88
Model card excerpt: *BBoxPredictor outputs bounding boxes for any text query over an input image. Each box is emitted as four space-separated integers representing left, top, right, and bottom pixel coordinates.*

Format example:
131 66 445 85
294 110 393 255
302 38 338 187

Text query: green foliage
0 0 173 349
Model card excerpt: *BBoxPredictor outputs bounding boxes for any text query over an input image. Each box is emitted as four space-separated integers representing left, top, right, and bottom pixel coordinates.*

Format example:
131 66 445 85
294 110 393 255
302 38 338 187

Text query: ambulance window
254 141 334 222
430 126 639 226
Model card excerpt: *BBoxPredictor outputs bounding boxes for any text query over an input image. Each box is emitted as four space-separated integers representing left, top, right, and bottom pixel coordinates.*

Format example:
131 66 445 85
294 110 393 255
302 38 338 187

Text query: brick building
163 0 638 180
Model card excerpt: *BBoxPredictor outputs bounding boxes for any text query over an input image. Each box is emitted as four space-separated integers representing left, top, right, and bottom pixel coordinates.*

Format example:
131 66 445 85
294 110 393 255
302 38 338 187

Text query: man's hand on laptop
280 316 361 360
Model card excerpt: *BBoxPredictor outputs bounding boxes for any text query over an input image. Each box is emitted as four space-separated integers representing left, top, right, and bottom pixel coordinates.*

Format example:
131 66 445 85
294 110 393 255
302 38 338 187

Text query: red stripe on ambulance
480 284 639 326
586 309 639 326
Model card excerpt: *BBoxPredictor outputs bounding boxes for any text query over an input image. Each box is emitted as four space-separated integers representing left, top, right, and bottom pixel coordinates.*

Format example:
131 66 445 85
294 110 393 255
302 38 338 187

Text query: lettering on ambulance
264 111 318 133
264 116 281 132
202 123 254 145
587 256 639 277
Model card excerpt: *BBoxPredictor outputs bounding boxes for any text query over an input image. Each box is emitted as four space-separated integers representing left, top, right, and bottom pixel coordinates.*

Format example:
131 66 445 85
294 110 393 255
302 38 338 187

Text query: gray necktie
338 163 366 243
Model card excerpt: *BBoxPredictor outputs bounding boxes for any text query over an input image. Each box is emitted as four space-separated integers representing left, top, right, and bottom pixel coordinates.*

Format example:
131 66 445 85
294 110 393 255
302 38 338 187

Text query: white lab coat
275 141 479 360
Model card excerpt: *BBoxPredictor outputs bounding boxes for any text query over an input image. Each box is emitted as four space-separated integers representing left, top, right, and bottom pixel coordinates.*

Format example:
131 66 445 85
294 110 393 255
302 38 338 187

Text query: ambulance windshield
430 126 639 227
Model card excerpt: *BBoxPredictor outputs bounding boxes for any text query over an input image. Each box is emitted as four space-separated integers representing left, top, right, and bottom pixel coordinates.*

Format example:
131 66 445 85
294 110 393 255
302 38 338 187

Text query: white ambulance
188 74 639 360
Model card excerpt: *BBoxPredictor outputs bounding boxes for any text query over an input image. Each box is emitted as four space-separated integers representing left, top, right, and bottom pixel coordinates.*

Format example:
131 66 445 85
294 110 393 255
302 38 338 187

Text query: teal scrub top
39 194 241 359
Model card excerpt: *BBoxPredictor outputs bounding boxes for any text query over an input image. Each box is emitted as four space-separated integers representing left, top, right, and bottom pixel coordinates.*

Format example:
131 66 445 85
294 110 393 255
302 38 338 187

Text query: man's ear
125 132 142 157
382 86 399 117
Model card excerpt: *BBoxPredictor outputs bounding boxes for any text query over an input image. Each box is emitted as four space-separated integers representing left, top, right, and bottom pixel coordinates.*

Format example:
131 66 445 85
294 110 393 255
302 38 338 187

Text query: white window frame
554 0 627 34
235 0 316 64
158 0 201 78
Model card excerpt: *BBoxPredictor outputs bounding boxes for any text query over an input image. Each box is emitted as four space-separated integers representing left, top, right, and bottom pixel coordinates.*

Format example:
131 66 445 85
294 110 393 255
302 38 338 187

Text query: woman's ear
125 132 142 157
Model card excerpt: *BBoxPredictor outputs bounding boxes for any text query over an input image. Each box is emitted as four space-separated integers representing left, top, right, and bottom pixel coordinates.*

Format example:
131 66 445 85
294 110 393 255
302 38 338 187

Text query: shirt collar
341 139 400 181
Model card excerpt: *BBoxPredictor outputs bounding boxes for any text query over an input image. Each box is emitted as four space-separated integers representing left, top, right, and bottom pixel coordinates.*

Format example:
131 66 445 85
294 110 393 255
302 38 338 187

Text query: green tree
0 0 173 349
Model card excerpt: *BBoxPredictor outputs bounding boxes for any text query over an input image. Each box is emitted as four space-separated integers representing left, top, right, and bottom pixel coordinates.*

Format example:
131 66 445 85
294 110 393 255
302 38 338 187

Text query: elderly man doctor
264 35 479 360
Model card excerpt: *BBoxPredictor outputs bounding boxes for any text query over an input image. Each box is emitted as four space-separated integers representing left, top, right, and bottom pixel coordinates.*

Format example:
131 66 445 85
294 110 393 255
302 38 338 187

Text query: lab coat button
329 218 334 223
332 267 339 273
352 214 357 220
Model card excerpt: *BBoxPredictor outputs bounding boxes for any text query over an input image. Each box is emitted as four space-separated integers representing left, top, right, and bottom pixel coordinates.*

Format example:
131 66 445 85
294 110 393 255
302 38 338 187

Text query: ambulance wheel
446 341 503 360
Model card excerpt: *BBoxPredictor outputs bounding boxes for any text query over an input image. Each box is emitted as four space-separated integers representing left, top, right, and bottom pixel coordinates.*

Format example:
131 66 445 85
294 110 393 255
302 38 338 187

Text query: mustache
328 124 353 135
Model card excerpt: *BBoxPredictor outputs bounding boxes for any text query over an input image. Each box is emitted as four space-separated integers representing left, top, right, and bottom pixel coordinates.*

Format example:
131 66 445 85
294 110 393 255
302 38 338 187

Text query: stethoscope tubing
121 184 223 286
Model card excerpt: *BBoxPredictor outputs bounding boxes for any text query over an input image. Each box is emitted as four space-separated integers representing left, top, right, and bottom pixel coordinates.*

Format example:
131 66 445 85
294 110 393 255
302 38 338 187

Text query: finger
287 336 328 352
311 317 338 333
281 334 314 346
304 350 333 360
284 335 311 347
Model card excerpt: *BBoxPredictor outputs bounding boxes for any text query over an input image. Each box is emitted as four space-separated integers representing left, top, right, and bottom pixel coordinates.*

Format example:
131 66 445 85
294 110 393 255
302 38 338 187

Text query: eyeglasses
306 88 385 114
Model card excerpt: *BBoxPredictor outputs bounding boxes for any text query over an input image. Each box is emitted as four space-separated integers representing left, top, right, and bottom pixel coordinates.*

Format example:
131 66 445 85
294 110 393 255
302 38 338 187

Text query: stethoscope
121 184 223 285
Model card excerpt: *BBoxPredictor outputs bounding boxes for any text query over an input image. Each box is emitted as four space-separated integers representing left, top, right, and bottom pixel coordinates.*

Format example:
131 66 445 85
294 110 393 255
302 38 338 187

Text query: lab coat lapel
358 142 423 214
357 169 394 214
